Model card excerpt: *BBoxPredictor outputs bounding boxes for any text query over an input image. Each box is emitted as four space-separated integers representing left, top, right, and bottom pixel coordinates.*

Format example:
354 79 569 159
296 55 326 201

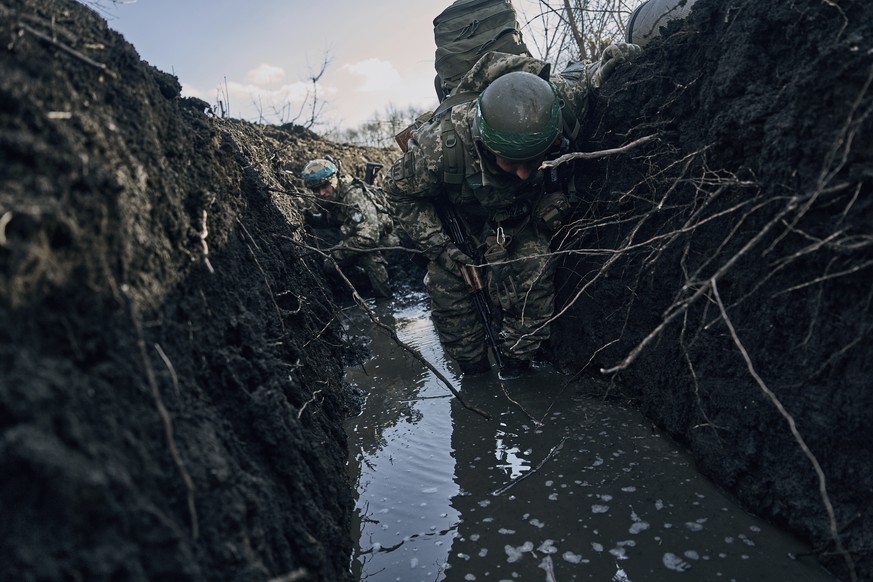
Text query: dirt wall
0 0 394 579
551 1 872 580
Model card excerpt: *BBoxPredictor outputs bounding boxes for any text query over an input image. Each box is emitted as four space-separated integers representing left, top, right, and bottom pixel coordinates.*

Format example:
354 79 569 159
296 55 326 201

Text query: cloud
341 58 402 92
245 63 287 86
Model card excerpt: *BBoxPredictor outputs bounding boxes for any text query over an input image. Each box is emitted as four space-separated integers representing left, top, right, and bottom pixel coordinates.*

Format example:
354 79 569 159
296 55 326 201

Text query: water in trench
343 292 834 582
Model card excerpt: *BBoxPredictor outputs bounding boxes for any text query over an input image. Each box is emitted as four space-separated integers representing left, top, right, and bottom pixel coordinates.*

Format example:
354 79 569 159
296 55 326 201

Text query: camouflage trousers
330 232 398 297
424 222 556 365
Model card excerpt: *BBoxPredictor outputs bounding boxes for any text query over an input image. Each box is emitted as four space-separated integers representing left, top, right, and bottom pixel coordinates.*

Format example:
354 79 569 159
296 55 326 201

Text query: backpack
433 0 529 100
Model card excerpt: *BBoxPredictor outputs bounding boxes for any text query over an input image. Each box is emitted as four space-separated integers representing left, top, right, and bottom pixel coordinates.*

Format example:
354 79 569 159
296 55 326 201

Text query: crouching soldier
383 45 640 375
302 158 397 298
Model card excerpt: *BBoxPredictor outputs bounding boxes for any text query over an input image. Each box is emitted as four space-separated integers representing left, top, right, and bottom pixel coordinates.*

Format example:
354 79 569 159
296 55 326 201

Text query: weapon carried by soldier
436 199 505 370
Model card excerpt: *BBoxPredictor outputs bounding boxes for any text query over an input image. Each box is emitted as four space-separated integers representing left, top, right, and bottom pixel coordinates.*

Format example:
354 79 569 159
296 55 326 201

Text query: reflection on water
344 295 834 581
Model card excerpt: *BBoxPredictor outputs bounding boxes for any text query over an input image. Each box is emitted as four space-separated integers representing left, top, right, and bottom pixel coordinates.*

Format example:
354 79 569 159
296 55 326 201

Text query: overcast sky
98 0 549 132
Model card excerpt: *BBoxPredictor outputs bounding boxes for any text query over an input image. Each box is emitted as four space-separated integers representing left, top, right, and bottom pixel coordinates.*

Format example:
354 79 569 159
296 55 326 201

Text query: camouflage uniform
306 175 397 297
383 51 593 368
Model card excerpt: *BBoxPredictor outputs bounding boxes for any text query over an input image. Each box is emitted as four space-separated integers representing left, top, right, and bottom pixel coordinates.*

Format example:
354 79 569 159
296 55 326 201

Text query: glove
435 243 474 273
590 42 642 89
303 207 327 228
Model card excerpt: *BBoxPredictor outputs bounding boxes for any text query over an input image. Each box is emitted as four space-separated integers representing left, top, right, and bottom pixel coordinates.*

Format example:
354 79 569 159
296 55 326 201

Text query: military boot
458 357 491 376
368 265 392 298
498 354 530 380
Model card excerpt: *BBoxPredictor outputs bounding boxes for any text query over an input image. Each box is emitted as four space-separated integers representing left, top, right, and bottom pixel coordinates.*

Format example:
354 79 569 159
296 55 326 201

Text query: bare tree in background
519 0 642 68
331 103 421 149
303 54 331 129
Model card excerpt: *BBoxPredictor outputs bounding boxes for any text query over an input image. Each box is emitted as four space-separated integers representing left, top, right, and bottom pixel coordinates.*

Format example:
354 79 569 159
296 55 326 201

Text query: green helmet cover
475 72 562 162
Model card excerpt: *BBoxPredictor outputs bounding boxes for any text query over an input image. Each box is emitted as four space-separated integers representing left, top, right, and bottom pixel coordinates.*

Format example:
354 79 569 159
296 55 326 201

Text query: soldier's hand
303 207 324 226
436 244 474 273
590 42 642 88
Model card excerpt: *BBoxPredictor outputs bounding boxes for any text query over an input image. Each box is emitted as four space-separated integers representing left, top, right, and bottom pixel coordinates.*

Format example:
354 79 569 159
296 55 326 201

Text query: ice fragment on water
662 552 693 572
592 504 610 513
505 541 534 563
538 540 558 554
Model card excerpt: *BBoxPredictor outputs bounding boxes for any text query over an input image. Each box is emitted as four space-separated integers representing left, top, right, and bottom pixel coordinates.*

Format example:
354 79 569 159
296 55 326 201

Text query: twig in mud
500 382 543 427
199 209 214 274
0 211 12 247
237 218 285 331
286 233 488 416
333 261 491 420
303 313 339 349
601 191 801 375
131 307 199 540
17 21 118 79
153 343 180 400
492 436 567 496
297 389 323 419
540 134 658 169
679 310 724 435
293 239 490 419
711 279 856 582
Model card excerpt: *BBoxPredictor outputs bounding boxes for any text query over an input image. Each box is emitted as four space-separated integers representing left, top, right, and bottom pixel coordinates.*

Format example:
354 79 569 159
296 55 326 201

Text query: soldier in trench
301 158 398 298
383 46 640 376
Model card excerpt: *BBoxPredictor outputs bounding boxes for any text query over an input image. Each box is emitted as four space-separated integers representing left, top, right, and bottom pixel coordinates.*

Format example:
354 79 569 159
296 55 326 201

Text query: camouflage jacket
383 52 593 261
307 176 393 249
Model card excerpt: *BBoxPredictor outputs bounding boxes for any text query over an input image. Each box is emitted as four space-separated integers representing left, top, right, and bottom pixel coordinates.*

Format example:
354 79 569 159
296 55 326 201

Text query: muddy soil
1 1 398 580
0 0 870 581
550 1 873 580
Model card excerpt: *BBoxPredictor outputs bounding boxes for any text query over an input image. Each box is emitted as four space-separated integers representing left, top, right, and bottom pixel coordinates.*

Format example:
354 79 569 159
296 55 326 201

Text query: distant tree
331 103 424 149
520 0 641 69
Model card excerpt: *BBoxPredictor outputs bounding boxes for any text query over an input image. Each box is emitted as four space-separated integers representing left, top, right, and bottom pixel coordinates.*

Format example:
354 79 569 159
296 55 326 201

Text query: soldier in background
302 158 397 298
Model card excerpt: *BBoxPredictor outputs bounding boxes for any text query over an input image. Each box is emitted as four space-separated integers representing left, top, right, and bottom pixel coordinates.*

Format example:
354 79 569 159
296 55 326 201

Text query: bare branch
711 279 856 582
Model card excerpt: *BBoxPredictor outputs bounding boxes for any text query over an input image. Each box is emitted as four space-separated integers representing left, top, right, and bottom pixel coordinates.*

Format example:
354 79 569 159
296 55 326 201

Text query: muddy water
343 292 834 581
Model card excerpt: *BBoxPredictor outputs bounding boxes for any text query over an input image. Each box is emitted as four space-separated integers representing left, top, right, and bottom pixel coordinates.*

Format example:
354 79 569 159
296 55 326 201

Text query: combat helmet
302 158 339 190
473 71 562 162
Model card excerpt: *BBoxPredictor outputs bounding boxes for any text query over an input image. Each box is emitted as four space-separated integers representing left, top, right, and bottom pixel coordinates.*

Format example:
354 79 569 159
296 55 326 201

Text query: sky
96 0 546 132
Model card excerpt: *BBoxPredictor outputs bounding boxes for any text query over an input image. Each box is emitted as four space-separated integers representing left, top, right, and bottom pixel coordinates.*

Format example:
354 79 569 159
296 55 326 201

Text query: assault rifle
436 200 504 369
